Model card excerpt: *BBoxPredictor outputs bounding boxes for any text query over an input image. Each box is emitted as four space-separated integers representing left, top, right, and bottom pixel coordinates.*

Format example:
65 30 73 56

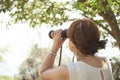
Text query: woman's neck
76 55 94 61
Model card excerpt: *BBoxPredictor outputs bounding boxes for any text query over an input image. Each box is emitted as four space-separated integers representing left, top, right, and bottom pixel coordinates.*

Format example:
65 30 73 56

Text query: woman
38 18 113 80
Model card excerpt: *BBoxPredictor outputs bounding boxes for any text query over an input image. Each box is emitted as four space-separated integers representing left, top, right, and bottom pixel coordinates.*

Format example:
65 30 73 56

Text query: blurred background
0 0 120 80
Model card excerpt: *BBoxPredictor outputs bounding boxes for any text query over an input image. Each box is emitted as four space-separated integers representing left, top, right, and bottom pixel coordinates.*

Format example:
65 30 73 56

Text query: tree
0 0 69 26
16 44 49 80
1 1 120 80
0 0 120 48
16 43 72 80
111 57 120 80
73 0 120 48
0 47 9 62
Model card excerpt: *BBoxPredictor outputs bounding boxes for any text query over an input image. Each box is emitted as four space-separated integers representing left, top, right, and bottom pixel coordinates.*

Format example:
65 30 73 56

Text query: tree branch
98 0 120 32
98 24 114 37
91 19 113 35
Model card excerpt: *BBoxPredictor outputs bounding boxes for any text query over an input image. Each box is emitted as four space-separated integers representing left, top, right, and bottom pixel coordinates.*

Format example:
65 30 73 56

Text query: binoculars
49 29 67 39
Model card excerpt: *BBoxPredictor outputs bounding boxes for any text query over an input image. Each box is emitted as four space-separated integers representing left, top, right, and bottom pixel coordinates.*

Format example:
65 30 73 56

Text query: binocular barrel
48 29 67 39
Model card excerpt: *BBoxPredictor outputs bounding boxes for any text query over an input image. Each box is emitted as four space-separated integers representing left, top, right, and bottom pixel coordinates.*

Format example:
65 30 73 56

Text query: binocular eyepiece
49 29 67 39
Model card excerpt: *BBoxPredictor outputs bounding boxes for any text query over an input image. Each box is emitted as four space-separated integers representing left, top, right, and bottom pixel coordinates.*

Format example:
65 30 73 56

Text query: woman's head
68 18 106 56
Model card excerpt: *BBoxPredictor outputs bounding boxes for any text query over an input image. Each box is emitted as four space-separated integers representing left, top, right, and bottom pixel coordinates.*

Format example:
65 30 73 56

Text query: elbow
38 68 43 78
38 68 50 80
38 67 46 80
38 70 47 80
38 71 44 80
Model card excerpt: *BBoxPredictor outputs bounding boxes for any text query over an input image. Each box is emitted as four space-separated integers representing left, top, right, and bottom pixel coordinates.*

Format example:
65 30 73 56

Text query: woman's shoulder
95 56 110 62
66 56 111 69
93 56 112 69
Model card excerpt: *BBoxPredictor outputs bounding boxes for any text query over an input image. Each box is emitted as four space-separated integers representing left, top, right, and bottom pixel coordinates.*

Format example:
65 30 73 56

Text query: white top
67 57 113 80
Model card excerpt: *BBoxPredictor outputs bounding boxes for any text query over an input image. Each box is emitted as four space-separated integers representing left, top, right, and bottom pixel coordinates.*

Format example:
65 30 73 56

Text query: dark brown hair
68 18 106 55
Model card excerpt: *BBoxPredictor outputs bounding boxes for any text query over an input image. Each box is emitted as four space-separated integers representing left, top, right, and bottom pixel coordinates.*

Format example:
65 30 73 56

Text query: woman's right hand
51 29 66 53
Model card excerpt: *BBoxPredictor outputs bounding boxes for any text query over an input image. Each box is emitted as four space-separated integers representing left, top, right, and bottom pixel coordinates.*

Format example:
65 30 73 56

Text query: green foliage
0 47 9 62
73 0 120 19
0 76 14 80
0 47 9 54
0 56 3 62
6 0 69 27
0 0 13 13
73 0 99 17
17 44 49 80
111 57 120 80
0 0 119 27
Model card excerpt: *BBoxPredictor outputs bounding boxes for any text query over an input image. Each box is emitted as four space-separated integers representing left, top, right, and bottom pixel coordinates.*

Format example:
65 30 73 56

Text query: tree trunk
98 1 120 49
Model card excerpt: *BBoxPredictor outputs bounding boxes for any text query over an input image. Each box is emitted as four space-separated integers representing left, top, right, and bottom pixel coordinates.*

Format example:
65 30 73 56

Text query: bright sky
0 16 38 76
0 12 69 76
0 6 120 77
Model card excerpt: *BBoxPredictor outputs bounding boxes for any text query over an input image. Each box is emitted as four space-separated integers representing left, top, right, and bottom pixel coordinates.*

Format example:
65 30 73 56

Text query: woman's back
67 57 113 80
39 19 113 80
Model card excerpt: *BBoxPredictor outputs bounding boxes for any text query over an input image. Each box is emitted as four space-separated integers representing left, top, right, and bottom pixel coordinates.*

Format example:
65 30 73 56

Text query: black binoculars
48 29 67 39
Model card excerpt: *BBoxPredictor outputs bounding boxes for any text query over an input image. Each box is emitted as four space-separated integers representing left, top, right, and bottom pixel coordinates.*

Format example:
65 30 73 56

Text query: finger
55 29 62 37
